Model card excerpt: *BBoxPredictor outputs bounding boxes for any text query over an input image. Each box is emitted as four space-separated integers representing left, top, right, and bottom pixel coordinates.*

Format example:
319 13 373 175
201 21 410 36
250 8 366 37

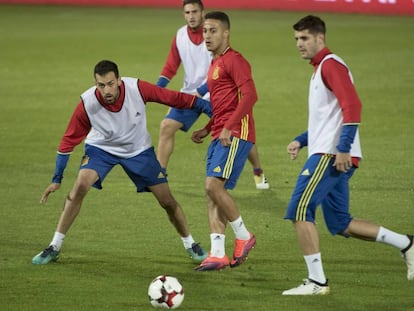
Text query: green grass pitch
0 5 413 311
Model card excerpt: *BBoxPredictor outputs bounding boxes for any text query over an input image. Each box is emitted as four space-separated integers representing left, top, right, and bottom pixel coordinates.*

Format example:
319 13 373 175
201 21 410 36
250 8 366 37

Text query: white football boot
254 173 270 190
282 279 330 296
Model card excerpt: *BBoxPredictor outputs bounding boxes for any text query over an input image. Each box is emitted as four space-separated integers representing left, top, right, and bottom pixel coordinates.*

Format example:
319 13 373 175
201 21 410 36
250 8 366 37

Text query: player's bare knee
205 187 215 200
205 178 224 198
160 119 176 135
159 198 178 211
72 181 90 199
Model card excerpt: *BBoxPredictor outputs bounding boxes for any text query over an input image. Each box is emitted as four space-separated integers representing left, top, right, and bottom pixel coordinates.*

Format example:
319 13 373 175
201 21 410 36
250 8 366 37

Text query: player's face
95 71 122 105
203 19 229 56
294 29 325 60
183 3 203 30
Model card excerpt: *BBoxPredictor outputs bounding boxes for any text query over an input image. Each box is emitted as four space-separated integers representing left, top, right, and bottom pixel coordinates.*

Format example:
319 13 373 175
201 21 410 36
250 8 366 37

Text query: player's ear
224 29 230 39
317 33 325 44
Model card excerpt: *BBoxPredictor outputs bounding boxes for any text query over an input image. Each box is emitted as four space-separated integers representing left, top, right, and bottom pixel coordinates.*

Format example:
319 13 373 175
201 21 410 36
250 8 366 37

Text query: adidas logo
213 166 221 173
301 169 310 176
213 235 222 240
157 172 165 178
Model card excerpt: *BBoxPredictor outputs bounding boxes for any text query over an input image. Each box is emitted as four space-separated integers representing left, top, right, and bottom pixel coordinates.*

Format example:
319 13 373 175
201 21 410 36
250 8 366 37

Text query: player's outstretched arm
40 153 70 204
40 183 61 204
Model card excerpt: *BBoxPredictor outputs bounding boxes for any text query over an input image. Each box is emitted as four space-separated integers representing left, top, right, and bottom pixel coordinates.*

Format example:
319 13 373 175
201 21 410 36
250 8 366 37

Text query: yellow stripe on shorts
222 137 239 179
296 154 333 221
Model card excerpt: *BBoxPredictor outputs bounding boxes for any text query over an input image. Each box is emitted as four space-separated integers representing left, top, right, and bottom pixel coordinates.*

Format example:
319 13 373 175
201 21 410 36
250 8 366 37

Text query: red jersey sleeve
223 55 258 130
322 59 362 124
58 101 91 153
204 118 214 133
159 35 181 80
138 80 196 109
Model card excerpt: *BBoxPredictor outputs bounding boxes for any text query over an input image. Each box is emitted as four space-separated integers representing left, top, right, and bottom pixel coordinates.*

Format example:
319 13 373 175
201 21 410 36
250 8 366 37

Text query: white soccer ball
148 275 185 309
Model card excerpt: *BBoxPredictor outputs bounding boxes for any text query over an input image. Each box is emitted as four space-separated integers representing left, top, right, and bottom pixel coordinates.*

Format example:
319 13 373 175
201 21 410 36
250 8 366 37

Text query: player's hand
191 128 209 144
40 183 61 204
333 152 352 173
287 141 301 160
219 128 232 147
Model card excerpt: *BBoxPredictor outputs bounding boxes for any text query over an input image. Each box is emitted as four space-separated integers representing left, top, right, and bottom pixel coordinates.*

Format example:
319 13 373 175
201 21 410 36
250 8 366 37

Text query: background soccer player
155 0 269 190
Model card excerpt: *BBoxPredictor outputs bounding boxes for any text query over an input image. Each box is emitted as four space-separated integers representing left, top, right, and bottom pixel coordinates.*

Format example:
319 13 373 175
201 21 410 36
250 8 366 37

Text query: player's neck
213 45 230 58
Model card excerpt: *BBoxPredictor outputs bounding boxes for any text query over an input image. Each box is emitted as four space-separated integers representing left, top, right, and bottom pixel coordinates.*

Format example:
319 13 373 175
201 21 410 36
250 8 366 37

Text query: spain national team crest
212 66 220 80
81 155 90 166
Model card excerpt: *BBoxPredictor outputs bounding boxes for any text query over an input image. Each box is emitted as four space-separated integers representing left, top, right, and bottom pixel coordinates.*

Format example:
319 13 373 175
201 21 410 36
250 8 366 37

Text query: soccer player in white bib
32 60 211 265
155 0 269 190
283 15 414 295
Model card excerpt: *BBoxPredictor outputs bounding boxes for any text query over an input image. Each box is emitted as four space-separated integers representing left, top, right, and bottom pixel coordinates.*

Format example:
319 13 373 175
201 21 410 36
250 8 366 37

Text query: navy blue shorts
206 137 253 190
165 107 201 132
284 154 356 235
80 144 167 192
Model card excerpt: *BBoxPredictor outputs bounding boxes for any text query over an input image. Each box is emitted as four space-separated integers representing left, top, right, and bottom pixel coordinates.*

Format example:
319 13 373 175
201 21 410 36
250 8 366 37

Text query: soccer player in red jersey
192 12 257 271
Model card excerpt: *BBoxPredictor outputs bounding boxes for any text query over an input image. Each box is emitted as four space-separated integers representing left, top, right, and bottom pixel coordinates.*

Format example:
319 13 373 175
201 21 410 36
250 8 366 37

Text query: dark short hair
293 15 326 35
183 0 204 10
204 11 230 30
94 60 119 78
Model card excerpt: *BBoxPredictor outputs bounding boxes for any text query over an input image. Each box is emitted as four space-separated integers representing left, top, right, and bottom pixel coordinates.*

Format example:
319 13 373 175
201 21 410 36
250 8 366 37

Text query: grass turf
0 5 413 311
